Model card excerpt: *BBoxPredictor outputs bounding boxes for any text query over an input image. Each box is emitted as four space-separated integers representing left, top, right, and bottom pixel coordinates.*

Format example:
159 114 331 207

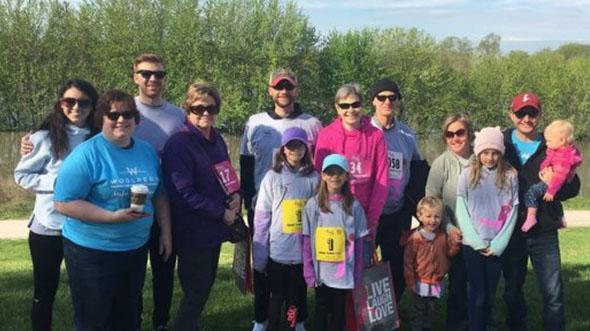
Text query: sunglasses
61 97 92 109
135 70 167 80
189 104 219 115
375 94 399 102
285 140 306 150
444 128 467 139
105 111 137 121
338 101 362 110
514 108 540 119
323 167 347 177
271 80 296 91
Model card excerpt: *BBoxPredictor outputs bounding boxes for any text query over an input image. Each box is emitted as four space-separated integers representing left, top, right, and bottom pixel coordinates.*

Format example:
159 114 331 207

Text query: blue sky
295 0 590 53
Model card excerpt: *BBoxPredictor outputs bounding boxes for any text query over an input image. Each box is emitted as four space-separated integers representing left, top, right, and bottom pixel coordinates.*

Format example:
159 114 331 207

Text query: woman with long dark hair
14 78 99 331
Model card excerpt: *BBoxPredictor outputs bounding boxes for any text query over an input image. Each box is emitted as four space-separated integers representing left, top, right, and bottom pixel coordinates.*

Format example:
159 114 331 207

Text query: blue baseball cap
322 154 349 172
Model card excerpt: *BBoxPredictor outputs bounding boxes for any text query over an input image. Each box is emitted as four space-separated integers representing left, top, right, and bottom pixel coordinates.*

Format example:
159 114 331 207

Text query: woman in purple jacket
161 82 241 330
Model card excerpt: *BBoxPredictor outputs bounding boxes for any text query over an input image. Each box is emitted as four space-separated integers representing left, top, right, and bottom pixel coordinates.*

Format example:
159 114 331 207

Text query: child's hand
539 167 554 185
479 248 493 257
543 192 554 201
449 227 462 245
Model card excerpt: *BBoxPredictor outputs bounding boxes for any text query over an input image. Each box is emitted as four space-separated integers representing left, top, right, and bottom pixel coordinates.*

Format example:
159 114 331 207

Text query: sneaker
252 320 268 331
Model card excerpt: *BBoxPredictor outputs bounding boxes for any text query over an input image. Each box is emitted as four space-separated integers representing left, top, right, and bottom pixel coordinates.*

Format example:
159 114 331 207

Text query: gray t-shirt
134 98 185 153
303 197 368 289
240 111 322 194
371 118 423 214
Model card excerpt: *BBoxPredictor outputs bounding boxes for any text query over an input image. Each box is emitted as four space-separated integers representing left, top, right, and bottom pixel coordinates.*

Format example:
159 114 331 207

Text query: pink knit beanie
474 126 505 156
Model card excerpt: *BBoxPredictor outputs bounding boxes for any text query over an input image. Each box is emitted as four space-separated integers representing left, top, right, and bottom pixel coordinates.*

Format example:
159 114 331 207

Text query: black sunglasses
444 128 467 139
338 101 362 110
323 166 346 176
61 97 92 109
105 111 137 121
189 104 219 115
285 140 306 150
135 70 167 80
375 94 399 102
514 108 540 119
271 80 296 91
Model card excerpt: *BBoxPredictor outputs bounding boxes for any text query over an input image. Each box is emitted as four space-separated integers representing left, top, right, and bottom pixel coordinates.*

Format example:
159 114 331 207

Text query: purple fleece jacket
161 122 230 252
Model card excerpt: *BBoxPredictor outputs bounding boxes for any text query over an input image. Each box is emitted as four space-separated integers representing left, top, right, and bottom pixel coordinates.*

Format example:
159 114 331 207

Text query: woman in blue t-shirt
54 90 171 330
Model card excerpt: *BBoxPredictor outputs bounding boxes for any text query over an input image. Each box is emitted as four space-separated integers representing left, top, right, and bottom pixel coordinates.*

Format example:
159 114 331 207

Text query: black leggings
28 231 63 331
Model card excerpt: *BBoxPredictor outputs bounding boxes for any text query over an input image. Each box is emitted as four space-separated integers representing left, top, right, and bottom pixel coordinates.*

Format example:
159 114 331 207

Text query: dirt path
2 210 589 239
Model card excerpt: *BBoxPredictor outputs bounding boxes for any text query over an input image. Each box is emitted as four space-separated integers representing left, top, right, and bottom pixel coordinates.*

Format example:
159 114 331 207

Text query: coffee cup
130 184 149 212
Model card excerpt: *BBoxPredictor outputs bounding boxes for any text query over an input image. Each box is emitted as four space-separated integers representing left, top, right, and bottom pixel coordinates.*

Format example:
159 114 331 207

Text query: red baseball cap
270 74 297 87
511 92 541 112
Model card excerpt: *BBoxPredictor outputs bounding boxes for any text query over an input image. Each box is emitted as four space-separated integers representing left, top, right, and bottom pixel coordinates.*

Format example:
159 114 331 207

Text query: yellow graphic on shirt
315 227 345 262
282 199 306 234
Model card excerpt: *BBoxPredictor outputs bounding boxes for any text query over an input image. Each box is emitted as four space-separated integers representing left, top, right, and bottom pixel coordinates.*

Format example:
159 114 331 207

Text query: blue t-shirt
511 130 541 166
54 133 161 251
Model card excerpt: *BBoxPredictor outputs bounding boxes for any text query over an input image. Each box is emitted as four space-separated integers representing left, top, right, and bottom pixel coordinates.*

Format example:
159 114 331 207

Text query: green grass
1 229 589 330
562 196 590 210
0 200 33 220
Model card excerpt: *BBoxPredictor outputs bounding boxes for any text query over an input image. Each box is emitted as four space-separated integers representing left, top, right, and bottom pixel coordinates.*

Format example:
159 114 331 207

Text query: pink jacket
541 144 582 196
314 116 388 233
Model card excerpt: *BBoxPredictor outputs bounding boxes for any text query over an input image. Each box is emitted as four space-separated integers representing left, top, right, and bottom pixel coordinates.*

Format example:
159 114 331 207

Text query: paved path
2 210 589 239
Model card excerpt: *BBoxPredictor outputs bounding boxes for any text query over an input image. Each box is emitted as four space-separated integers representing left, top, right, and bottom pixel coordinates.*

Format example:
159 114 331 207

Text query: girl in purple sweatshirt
302 154 369 331
253 127 319 331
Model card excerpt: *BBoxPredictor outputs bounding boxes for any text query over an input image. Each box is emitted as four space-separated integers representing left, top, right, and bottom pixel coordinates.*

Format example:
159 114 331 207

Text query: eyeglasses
444 128 467 139
135 70 167 80
337 101 362 110
104 111 137 121
514 108 540 119
189 104 219 115
375 94 399 102
61 97 92 109
270 80 296 91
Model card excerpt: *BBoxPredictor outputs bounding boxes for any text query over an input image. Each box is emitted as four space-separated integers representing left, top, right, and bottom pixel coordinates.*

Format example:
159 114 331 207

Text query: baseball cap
321 154 350 172
511 92 541 112
269 69 298 87
281 127 308 146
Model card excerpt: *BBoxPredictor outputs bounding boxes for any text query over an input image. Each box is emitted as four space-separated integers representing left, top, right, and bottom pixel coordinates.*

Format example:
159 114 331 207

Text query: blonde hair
469 154 515 191
441 113 475 144
545 119 575 145
417 196 443 215
181 81 222 114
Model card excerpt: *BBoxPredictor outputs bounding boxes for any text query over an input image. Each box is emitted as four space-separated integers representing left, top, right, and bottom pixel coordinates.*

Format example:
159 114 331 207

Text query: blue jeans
502 231 565 331
63 238 148 331
463 245 502 331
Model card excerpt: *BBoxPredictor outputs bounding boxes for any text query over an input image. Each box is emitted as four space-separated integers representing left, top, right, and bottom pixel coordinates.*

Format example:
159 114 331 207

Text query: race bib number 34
281 199 306 234
315 227 345 262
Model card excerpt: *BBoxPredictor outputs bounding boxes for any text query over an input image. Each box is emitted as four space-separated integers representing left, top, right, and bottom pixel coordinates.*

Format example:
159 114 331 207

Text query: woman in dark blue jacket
161 81 241 330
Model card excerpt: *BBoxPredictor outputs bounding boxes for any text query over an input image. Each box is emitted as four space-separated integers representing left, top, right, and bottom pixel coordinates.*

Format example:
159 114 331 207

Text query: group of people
14 51 580 331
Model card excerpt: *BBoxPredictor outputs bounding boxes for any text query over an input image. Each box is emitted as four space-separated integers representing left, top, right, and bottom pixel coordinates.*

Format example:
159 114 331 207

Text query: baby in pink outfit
521 120 583 232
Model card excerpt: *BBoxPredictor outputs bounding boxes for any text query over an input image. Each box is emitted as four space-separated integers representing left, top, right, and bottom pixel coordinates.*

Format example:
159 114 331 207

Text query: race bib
348 155 370 185
213 160 240 194
281 199 306 234
315 227 345 262
387 151 403 180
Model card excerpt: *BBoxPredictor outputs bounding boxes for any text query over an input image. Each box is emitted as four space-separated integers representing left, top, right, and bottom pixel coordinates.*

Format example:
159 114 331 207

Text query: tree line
2 0 590 137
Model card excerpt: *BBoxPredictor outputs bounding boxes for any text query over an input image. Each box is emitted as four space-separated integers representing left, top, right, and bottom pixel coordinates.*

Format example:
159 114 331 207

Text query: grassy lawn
1 229 589 330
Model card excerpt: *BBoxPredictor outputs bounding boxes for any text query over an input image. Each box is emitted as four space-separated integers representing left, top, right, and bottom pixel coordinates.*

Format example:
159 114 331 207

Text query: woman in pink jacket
314 83 388 331
314 83 388 238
